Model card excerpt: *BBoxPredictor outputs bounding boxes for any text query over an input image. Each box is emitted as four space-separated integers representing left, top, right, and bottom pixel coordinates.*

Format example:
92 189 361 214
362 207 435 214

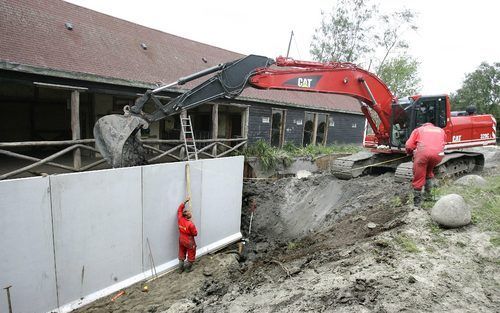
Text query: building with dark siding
0 0 366 170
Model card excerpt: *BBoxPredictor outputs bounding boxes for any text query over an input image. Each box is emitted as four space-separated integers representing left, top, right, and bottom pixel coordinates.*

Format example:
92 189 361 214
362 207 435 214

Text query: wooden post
211 104 219 157
71 90 81 169
242 107 249 147
312 113 318 145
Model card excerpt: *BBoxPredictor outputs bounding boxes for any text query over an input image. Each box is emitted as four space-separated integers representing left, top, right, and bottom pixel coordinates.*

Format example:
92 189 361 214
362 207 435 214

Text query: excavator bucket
93 114 149 168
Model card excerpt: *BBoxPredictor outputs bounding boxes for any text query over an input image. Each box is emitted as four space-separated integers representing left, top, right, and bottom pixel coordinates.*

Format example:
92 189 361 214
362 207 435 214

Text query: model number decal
452 135 462 142
480 133 491 139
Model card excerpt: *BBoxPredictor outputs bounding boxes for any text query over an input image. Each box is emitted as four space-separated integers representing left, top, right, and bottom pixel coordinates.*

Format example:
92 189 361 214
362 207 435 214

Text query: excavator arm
94 55 396 167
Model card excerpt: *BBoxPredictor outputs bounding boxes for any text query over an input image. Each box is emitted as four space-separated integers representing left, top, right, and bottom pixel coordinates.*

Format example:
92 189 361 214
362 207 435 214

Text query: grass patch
390 196 403 207
395 234 419 253
490 236 500 247
287 241 301 250
282 142 362 158
244 140 293 171
428 221 443 234
434 175 500 233
244 140 362 171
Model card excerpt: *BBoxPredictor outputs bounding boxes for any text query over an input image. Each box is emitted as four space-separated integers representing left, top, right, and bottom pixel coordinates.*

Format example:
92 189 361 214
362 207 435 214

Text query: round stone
454 175 487 188
431 194 471 228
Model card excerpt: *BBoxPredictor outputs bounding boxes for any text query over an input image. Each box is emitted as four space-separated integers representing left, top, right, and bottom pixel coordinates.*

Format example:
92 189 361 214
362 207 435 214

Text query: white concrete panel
141 160 203 270
0 177 57 313
199 156 244 249
50 168 143 307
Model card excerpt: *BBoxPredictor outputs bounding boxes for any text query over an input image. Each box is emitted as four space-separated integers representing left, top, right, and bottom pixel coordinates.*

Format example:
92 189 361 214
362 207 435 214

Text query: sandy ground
75 147 500 313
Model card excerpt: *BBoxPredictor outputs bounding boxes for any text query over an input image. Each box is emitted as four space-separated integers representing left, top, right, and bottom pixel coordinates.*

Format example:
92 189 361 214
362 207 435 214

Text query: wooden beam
212 104 219 156
242 107 249 148
312 113 318 145
0 139 95 147
34 82 88 91
71 90 81 169
216 140 247 158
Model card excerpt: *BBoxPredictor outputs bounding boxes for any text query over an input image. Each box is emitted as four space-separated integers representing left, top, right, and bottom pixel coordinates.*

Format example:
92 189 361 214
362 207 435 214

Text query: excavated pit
74 147 500 313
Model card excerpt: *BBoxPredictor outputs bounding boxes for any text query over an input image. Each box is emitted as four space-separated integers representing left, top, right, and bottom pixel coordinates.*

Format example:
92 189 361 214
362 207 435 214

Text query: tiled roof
0 0 362 114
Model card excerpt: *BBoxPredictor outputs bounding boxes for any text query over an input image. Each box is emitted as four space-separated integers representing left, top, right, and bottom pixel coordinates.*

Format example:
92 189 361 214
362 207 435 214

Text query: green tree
451 62 500 121
310 1 420 95
310 0 376 63
377 55 421 96
374 9 418 73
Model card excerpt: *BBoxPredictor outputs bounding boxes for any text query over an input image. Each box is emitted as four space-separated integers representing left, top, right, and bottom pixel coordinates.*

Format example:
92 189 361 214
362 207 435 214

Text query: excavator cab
390 95 448 148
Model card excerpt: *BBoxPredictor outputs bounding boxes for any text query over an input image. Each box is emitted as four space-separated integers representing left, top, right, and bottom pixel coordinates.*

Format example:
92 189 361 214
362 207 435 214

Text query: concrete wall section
198 157 244 250
141 161 202 273
0 157 244 313
0 177 58 313
50 168 143 307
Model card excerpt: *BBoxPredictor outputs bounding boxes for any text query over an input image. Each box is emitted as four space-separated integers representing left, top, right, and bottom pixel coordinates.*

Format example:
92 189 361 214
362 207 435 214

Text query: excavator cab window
414 96 447 128
390 97 413 148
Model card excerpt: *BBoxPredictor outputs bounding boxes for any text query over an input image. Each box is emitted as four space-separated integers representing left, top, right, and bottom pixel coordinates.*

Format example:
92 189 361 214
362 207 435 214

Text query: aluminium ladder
180 115 198 161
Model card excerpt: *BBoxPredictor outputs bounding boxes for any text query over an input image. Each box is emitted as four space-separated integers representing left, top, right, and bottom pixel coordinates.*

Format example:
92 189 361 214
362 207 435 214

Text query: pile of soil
75 147 500 313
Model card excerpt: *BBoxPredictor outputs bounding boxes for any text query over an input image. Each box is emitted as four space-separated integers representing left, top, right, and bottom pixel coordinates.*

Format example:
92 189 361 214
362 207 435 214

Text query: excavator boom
94 55 397 167
93 54 496 177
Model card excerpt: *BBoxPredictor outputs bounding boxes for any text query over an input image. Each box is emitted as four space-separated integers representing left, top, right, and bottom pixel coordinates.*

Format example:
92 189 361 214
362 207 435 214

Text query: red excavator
93 55 497 180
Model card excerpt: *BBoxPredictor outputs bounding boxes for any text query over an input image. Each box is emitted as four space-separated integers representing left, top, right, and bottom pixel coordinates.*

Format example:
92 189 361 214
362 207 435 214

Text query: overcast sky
66 0 499 95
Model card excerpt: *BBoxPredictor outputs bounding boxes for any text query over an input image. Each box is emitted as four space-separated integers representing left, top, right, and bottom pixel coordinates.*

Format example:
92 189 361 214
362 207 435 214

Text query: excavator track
332 151 375 179
394 151 485 182
332 151 410 179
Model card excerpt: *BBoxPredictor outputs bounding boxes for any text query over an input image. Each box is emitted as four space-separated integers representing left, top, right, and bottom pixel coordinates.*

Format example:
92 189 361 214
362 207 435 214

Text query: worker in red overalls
177 197 198 272
405 122 447 207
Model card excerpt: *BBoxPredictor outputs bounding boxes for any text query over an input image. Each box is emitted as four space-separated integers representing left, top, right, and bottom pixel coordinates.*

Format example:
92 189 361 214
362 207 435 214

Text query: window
271 109 285 147
415 97 447 128
302 112 314 146
303 112 328 146
316 114 328 145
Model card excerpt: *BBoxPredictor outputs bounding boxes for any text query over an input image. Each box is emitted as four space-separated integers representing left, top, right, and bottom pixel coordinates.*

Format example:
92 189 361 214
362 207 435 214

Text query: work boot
413 189 422 209
185 261 193 273
424 179 433 201
178 260 185 273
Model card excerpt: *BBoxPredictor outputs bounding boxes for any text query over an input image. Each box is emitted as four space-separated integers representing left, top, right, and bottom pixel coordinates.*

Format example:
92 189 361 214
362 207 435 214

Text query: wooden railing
0 138 247 180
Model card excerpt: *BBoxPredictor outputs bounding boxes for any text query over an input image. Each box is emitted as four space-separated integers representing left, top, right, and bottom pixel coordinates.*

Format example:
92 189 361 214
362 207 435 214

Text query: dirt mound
242 172 408 243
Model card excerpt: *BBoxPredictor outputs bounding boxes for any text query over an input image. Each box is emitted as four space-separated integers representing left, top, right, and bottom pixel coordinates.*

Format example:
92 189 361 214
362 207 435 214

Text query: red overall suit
177 202 198 263
405 123 446 190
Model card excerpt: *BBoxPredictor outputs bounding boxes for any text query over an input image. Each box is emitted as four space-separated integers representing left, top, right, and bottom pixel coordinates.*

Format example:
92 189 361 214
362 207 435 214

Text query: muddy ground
76 147 500 313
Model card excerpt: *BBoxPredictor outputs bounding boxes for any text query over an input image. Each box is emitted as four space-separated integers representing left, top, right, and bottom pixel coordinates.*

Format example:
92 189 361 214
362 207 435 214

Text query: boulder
454 175 487 188
431 194 471 228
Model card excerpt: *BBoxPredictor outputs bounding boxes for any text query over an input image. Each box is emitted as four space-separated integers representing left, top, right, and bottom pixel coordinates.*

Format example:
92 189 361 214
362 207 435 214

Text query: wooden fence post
212 104 219 157
71 90 81 169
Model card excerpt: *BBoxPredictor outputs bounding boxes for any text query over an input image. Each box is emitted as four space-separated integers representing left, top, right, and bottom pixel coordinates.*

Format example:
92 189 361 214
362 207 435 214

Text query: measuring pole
286 30 294 58
185 163 192 211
